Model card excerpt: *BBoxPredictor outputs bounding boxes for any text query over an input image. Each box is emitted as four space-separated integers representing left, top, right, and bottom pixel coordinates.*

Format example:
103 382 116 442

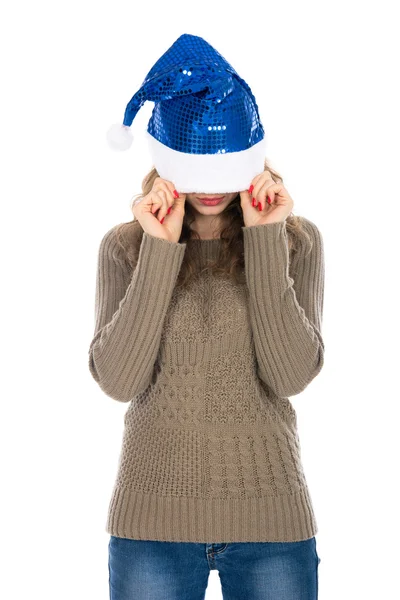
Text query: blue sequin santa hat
107 33 267 194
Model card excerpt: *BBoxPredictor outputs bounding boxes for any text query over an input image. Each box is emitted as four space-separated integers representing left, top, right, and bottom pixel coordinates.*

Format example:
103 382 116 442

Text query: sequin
122 33 265 156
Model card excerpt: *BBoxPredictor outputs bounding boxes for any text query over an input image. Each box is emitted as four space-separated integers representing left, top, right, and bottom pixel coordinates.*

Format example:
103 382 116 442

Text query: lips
197 196 225 206
197 196 225 201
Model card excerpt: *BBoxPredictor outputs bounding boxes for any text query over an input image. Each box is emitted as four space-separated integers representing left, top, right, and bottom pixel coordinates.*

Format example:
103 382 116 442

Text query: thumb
167 191 186 222
168 191 185 212
175 191 186 203
240 188 253 214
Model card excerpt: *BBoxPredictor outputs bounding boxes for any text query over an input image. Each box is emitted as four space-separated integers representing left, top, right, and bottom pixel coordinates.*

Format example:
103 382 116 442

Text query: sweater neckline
188 237 222 262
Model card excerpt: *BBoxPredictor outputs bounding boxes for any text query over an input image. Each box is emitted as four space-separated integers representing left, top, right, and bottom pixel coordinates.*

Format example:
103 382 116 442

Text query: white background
1 1 399 598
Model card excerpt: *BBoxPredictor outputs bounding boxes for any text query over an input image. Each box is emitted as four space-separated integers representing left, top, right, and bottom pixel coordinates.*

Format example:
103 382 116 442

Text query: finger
255 181 276 210
159 183 176 217
252 175 274 207
155 180 180 221
266 183 288 206
151 186 168 219
147 190 163 216
161 179 180 201
240 189 253 209
153 189 169 222
248 172 263 194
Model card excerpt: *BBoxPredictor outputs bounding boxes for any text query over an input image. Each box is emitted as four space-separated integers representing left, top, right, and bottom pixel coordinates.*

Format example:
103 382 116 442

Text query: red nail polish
252 197 256 207
167 207 171 214
258 202 262 211
160 217 164 224
249 184 254 193
173 190 179 198
267 196 271 204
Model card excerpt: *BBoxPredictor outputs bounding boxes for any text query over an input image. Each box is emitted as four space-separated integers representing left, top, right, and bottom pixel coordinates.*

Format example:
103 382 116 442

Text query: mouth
197 195 225 205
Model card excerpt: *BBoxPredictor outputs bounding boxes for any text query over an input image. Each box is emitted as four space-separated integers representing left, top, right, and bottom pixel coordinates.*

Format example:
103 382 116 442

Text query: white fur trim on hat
145 131 267 194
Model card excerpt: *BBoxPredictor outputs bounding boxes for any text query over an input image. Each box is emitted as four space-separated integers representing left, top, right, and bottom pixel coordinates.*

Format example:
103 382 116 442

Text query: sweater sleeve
241 217 325 398
88 225 187 403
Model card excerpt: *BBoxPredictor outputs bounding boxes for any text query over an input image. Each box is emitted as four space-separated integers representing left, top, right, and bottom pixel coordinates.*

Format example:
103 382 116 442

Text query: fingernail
160 217 164 224
173 190 179 198
252 197 256 207
267 196 271 204
258 202 262 211
249 184 254 193
167 207 171 214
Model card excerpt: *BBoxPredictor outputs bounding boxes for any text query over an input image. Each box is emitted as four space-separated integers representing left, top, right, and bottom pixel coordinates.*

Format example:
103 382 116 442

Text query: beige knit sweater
88 217 325 543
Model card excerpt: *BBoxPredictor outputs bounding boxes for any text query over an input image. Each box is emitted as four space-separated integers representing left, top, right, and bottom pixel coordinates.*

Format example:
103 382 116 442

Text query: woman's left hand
240 171 294 227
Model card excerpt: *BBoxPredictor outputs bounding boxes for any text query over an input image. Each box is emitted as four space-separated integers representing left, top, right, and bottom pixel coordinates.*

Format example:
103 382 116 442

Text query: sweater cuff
241 221 290 296
242 220 287 243
139 231 187 271
130 232 187 304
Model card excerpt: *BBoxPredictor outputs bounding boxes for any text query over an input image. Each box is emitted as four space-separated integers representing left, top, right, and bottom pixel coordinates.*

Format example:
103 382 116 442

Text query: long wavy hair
113 159 313 288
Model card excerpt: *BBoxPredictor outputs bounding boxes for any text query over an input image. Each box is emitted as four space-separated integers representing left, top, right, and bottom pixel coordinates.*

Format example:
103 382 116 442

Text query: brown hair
113 159 313 288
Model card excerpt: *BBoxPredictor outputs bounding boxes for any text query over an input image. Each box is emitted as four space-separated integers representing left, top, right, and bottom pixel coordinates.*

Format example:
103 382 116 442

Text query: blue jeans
108 535 321 599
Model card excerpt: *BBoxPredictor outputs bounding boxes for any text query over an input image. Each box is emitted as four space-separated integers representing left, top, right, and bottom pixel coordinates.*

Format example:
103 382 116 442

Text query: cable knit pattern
88 217 325 543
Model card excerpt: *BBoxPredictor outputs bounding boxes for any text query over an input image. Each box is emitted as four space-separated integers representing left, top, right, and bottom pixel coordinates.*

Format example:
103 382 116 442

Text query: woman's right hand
132 177 186 243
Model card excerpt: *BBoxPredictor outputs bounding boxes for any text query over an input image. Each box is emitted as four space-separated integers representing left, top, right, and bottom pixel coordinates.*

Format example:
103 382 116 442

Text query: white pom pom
106 124 134 151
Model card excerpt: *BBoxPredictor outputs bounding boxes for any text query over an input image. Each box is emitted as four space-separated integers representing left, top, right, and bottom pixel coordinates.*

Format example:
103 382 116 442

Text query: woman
89 33 324 600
